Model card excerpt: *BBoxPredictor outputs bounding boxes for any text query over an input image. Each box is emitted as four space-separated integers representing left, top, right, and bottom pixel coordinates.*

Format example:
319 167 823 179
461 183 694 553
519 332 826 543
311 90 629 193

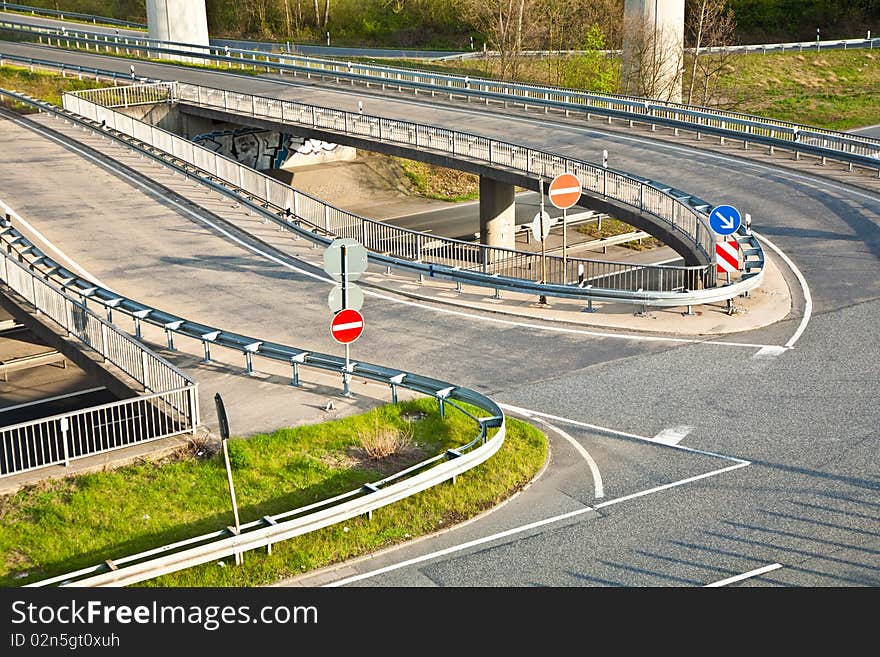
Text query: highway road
0 40 878 587
852 124 880 140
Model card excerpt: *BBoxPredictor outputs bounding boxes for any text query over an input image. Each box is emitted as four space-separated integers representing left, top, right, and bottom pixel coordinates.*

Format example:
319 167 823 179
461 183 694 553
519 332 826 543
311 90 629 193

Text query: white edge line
704 563 783 587
752 230 812 349
325 459 750 587
13 114 779 352
531 415 604 498
499 404 750 465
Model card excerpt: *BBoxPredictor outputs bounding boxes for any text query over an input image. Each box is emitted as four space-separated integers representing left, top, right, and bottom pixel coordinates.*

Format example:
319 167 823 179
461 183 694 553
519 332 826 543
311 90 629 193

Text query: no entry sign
548 172 582 210
330 308 364 344
715 240 740 274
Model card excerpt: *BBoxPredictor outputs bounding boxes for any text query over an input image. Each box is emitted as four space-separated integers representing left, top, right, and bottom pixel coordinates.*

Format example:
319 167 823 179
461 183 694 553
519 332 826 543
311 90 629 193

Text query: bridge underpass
0 39 878 587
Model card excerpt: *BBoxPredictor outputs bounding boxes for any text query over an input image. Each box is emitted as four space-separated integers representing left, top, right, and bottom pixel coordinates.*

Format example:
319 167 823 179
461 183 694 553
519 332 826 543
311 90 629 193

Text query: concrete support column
622 0 684 103
479 177 516 251
146 0 209 60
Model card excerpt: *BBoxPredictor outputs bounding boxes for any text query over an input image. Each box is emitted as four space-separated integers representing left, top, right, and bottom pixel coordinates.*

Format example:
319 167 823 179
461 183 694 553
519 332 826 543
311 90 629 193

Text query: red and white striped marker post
331 308 364 397
548 173 582 280
715 240 740 281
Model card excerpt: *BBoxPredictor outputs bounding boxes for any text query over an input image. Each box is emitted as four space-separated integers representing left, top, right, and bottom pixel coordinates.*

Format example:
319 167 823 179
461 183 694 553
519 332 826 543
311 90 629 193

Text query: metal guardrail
3 18 878 175
70 81 753 291
59 80 764 306
0 213 506 588
0 2 145 29
0 208 199 477
0 76 763 306
97 79 720 265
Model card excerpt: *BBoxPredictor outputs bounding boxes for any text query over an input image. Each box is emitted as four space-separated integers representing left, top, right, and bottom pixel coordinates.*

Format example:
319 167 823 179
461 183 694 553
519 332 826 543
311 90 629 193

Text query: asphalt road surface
0 40 877 587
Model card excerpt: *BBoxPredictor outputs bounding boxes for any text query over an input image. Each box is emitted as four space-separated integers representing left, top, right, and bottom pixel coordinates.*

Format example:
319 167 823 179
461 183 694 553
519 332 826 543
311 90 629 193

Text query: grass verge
0 64 106 110
576 217 662 252
394 157 479 202
0 398 546 587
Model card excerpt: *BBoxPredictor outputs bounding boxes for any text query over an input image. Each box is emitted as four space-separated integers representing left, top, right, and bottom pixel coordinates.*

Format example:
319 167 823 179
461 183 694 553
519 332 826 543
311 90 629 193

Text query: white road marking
499 404 750 464
704 563 782 587
324 459 750 587
532 416 604 498
752 231 813 349
652 426 693 446
753 345 787 360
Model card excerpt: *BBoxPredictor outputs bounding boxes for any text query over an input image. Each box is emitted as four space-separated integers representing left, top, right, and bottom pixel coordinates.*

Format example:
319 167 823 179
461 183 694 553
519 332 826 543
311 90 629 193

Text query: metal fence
0 215 508 588
65 83 720 291
0 214 199 477
5 18 878 169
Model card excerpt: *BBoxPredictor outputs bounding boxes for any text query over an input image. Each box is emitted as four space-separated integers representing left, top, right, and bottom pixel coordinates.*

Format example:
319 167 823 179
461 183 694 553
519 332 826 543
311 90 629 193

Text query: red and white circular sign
548 172 582 210
330 308 364 344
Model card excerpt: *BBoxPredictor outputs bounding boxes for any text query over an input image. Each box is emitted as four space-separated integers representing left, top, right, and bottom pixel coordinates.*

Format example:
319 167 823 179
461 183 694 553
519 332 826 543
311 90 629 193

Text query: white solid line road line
499 404 750 464
532 416 604 498
752 231 813 349
704 563 783 587
324 460 751 587
324 407 750 586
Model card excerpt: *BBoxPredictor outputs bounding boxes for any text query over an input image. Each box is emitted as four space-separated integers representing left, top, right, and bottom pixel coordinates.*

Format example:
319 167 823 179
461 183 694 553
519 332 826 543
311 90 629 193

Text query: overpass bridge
0 31 878 588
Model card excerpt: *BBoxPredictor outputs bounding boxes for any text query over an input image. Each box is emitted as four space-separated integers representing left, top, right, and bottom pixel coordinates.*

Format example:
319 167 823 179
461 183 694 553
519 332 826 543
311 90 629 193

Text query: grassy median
0 398 546 587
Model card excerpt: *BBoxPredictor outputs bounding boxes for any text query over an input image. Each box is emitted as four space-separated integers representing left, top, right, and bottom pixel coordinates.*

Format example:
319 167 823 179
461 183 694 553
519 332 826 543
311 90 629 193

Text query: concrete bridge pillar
622 0 684 103
146 0 209 47
479 176 516 251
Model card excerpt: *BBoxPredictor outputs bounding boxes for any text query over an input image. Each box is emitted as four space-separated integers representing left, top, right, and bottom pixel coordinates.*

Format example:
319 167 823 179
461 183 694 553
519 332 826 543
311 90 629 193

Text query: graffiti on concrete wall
193 128 343 170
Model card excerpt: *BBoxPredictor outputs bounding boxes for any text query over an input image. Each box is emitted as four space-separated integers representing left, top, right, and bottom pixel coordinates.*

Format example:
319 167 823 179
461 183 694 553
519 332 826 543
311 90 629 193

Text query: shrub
358 416 413 460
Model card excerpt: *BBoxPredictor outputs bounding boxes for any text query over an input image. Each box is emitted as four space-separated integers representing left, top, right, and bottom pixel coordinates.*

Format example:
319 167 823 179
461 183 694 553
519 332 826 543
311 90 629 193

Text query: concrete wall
622 0 684 103
146 0 209 47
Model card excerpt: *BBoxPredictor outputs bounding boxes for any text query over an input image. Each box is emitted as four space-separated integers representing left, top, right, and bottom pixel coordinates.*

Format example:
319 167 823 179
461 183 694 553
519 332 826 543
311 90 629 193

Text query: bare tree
460 0 535 80
313 0 331 31
685 0 737 106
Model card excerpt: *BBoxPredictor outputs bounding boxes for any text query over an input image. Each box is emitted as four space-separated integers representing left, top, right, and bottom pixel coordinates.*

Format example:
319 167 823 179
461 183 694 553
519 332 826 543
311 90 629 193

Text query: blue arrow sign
709 205 742 236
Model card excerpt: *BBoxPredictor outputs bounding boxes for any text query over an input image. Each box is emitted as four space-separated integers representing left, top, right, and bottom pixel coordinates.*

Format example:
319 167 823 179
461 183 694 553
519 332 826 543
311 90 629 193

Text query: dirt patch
320 443 431 477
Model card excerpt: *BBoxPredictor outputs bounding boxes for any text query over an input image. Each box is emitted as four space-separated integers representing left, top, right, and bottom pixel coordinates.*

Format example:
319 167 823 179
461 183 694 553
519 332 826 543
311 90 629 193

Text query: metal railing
1 79 763 305
0 2 145 29
0 210 199 477
67 82 737 292
3 18 878 173
0 215 507 587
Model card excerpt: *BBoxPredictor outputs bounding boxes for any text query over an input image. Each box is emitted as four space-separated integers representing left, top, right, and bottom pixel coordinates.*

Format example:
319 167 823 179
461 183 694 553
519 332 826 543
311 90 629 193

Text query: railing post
60 416 71 467
100 323 109 361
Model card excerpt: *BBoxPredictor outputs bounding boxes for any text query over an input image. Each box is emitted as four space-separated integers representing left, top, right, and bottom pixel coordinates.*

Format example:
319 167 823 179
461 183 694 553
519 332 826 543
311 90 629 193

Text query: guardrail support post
245 351 254 375
684 304 695 316
134 316 142 339
203 341 211 363
165 329 174 350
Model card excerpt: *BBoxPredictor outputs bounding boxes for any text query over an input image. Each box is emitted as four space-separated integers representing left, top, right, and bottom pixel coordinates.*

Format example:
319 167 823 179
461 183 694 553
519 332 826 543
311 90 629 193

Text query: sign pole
340 243 352 398
343 342 351 397
214 393 242 565
539 178 547 305
562 206 568 280
340 244 348 310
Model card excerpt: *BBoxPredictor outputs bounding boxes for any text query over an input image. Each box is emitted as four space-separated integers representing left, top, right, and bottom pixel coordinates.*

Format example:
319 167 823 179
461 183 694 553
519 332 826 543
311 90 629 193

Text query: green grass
0 64 106 109
395 158 479 202
0 398 546 587
576 217 662 252
715 49 880 130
